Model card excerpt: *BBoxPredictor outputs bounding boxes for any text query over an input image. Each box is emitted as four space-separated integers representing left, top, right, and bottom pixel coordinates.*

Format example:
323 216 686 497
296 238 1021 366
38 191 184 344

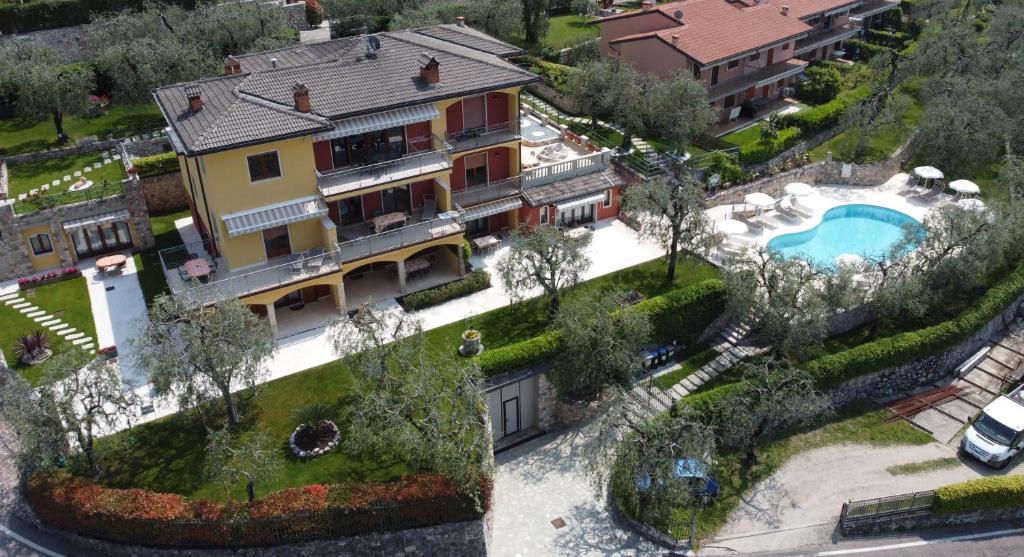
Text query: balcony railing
522 150 612 188
160 216 465 305
794 24 860 55
707 58 809 101
445 120 520 152
316 135 453 198
452 176 522 207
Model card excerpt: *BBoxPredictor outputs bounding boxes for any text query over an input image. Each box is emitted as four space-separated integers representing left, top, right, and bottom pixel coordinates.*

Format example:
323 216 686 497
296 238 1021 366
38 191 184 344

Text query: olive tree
390 0 523 41
206 427 281 503
0 373 66 476
522 0 550 43
497 224 592 318
134 295 276 426
621 174 715 283
0 43 94 142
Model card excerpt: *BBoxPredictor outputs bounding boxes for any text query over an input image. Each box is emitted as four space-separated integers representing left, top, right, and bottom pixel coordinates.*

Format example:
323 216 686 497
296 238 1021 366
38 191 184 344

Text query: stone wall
536 372 559 431
707 162 825 207
4 139 119 166
0 24 94 63
527 82 580 115
839 506 1024 537
141 171 190 213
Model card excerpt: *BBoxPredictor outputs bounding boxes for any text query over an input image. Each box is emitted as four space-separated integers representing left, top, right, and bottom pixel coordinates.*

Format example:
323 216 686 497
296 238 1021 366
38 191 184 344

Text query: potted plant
460 329 483 356
288 402 341 459
13 330 52 365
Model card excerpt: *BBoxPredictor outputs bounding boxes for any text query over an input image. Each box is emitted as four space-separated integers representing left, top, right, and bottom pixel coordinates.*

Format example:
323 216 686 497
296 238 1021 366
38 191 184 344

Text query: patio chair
790 198 813 218
421 195 436 221
775 203 802 223
735 213 764 234
751 213 777 230
178 267 191 282
288 254 305 276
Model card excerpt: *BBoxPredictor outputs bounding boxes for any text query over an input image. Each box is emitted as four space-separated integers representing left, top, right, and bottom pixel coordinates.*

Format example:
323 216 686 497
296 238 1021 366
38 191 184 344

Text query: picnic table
372 212 407 233
183 258 212 281
96 253 127 274
471 235 500 253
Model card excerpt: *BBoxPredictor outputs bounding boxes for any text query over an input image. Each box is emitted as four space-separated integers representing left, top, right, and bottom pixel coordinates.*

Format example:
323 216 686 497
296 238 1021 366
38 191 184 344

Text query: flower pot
459 330 483 356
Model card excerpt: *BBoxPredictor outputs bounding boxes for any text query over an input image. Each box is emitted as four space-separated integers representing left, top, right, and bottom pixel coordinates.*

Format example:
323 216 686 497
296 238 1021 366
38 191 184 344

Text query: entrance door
464 152 488 187
463 95 486 132
381 185 411 214
262 225 291 260
502 397 520 437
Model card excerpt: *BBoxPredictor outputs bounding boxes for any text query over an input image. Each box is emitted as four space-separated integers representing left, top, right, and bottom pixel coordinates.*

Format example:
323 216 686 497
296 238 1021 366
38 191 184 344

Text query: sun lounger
775 205 801 223
752 214 777 230
789 201 813 218
735 213 764 234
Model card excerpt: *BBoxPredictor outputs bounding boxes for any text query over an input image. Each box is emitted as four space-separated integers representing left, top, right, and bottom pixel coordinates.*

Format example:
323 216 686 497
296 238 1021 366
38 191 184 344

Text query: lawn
719 123 765 149
7 150 126 201
652 347 718 391
0 102 165 156
0 276 96 385
133 209 190 308
809 95 922 163
544 14 600 50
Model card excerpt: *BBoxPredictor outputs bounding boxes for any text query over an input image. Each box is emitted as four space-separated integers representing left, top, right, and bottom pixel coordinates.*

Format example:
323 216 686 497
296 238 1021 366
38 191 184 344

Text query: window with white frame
29 233 53 255
603 189 612 208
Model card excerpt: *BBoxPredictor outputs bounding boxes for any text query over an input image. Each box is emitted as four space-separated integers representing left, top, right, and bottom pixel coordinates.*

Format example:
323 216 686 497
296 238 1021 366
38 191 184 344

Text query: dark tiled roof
522 169 625 207
154 26 538 155
412 24 525 58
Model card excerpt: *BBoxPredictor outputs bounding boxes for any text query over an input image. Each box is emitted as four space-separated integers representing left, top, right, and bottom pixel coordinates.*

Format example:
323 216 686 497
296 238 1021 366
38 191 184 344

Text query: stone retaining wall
839 506 1024 537
141 171 190 213
4 139 119 166
527 82 580 115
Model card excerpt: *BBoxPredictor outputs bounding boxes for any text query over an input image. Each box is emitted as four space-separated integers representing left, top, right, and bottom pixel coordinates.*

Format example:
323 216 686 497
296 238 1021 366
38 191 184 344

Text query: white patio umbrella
913 166 944 180
716 219 748 235
949 179 981 196
744 192 776 208
784 182 814 197
835 253 864 268
957 198 986 212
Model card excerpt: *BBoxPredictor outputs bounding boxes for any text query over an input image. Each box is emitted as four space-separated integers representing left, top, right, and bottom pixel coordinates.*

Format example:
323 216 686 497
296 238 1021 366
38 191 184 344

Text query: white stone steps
65 332 85 341
71 337 93 346
33 315 54 322
57 328 78 337
17 305 37 313
50 323 69 331
27 310 46 318
0 293 21 301
41 319 61 327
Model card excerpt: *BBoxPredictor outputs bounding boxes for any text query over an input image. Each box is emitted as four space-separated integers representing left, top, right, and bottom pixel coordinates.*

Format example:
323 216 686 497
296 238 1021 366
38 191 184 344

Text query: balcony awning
556 192 605 212
459 197 522 221
313 104 440 142
222 196 328 237
63 209 130 231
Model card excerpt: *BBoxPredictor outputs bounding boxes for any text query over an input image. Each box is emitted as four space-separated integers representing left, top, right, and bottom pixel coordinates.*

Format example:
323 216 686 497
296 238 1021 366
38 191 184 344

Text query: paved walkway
80 257 149 385
704 443 1024 555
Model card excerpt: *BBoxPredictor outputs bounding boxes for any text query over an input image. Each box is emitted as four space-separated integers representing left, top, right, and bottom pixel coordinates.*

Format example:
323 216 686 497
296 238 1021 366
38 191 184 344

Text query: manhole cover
550 517 566 529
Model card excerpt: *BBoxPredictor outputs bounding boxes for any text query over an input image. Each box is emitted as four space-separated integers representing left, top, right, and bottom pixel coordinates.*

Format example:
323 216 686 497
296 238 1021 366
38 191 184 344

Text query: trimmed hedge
737 127 802 165
776 86 869 135
933 476 1024 515
530 58 578 95
845 38 895 61
0 0 199 34
398 269 491 311
476 279 727 377
132 152 178 178
866 29 912 50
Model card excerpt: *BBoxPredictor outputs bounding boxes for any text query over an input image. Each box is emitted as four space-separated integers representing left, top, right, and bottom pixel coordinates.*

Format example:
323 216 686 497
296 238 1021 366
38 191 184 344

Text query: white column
397 260 407 293
332 281 347 314
265 304 278 336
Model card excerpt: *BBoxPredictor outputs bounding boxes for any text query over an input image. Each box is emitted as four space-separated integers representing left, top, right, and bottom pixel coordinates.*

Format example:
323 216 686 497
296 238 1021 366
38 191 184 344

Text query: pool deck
706 172 954 252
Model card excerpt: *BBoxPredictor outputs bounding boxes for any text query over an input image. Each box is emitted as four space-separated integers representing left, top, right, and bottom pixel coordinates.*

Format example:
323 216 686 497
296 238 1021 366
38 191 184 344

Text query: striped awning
556 192 605 212
222 196 328 237
313 104 440 141
63 209 130 231
459 197 522 221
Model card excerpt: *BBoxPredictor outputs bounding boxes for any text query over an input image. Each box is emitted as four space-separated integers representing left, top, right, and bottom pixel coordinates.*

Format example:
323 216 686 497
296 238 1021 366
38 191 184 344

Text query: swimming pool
766 204 923 268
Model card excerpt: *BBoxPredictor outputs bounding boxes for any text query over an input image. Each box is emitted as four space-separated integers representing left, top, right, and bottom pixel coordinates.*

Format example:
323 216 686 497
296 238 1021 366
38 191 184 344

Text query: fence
839 490 935 530
13 179 126 215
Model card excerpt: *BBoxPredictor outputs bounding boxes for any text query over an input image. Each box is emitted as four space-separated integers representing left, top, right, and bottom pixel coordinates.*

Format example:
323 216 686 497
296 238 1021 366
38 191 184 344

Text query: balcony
707 59 809 101
446 120 521 152
522 149 612 188
452 176 522 207
160 216 464 305
852 0 900 19
794 24 860 55
316 135 453 199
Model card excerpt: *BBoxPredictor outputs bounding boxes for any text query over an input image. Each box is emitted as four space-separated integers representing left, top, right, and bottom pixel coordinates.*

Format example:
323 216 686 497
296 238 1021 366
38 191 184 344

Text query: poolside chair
735 213 764 234
773 200 801 223
751 213 778 230
789 199 813 218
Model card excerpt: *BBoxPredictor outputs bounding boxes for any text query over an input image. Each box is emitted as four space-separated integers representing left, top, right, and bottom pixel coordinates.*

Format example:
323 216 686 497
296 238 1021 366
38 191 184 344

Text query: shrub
933 476 1024 515
697 151 746 184
477 329 564 378
398 269 491 311
530 59 579 94
305 0 323 27
462 239 473 269
0 0 200 34
796 64 843 105
738 127 802 165
777 86 869 135
845 38 895 61
13 331 50 363
865 29 912 50
132 152 179 178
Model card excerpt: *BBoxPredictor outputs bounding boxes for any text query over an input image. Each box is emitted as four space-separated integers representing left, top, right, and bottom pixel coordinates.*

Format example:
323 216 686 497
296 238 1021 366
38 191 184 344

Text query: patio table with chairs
96 253 128 275
371 212 407 233
472 234 501 253
183 257 212 282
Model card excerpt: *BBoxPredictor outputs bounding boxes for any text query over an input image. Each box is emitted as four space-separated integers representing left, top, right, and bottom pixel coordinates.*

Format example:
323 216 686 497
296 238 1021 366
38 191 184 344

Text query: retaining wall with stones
3 139 119 166
141 171 190 213
527 82 580 115
839 506 1024 537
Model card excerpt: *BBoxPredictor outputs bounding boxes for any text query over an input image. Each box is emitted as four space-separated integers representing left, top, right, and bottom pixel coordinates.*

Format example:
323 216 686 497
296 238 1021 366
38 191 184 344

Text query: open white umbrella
949 179 980 196
957 198 986 212
716 219 749 235
784 182 814 196
835 253 864 268
913 166 944 180
744 192 776 208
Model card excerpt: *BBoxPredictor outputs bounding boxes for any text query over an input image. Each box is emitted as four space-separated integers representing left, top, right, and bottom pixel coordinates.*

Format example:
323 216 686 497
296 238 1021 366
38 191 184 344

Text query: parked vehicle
960 384 1024 468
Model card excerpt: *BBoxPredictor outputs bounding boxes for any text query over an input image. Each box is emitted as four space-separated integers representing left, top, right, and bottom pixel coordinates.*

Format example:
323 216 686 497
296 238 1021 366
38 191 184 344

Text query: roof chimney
223 55 241 76
671 35 679 45
641 0 654 11
456 15 466 27
781 5 790 15
293 82 311 113
418 52 440 85
185 85 203 113
270 57 278 69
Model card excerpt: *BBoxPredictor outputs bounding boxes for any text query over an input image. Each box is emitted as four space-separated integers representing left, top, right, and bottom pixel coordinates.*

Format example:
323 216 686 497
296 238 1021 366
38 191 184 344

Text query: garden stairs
621 319 767 426
0 292 96 354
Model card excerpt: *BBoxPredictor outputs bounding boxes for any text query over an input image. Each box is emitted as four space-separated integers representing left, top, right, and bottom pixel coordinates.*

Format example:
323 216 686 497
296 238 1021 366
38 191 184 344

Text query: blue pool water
767 204 923 269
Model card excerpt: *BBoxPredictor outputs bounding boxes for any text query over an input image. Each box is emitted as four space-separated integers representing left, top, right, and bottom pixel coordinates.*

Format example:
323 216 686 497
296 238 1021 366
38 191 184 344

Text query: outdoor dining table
405 257 430 275
183 258 212 282
472 235 500 253
372 212 407 233
564 227 589 240
96 253 127 273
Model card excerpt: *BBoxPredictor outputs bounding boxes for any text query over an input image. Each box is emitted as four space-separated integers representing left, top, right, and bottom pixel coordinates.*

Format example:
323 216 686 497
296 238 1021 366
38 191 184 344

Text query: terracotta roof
772 0 862 19
155 27 538 155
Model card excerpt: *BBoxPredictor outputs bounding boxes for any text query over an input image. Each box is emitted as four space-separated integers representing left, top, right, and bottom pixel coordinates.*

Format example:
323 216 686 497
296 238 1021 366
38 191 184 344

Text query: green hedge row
398 270 491 311
866 29 913 50
0 0 199 34
934 476 1024 515
132 152 178 178
477 279 727 377
845 38 896 61
776 87 869 135
737 127 802 165
530 58 578 95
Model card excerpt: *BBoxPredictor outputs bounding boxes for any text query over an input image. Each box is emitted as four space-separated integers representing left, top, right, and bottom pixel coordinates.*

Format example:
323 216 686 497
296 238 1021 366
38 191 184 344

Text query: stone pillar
536 373 559 431
124 175 155 249
0 202 34 280
396 260 407 293
332 280 347 313
265 303 278 335
47 213 74 268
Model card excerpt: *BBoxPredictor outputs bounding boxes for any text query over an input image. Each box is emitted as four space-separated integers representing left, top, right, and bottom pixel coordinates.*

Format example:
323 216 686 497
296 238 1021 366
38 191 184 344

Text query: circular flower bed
288 420 340 459
21 348 53 366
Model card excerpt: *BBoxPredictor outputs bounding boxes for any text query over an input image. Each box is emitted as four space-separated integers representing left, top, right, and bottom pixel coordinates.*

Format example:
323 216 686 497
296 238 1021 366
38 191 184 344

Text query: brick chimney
223 55 241 76
185 85 203 113
641 0 654 11
781 5 790 15
293 82 311 113
418 53 440 85
456 16 466 27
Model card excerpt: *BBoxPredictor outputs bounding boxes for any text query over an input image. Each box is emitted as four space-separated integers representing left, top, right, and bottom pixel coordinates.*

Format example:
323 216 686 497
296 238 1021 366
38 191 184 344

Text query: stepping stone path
0 292 96 354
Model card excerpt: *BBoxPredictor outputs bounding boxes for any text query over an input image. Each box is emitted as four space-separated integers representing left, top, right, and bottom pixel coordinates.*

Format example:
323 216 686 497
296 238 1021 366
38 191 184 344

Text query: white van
960 384 1024 468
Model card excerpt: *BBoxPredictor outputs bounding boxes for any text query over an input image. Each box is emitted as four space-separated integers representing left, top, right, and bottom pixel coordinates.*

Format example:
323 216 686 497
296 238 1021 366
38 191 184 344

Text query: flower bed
18 267 81 289
288 421 341 459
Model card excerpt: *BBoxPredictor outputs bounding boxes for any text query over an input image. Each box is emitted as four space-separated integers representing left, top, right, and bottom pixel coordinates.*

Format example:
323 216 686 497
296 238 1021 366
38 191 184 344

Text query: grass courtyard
7 150 126 203
544 14 599 50
0 102 165 156
133 209 190 308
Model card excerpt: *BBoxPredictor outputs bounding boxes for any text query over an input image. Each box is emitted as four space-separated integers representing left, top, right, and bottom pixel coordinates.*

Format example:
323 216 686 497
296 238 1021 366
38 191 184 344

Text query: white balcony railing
522 150 612 188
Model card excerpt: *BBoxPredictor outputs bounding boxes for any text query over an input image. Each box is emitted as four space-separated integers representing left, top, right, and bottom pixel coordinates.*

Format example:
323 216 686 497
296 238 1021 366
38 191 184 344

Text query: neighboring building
154 22 626 333
598 0 899 121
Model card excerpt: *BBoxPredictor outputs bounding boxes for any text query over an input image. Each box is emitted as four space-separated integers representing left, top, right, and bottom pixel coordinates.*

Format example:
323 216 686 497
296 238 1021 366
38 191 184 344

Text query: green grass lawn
7 151 126 201
719 124 765 148
809 96 922 163
133 209 190 308
652 347 718 391
97 358 409 501
0 276 96 385
543 14 600 50
0 102 165 156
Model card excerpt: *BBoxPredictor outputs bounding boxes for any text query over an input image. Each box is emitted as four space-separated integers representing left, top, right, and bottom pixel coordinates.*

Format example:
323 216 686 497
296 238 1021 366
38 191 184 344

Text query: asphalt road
741 523 1024 557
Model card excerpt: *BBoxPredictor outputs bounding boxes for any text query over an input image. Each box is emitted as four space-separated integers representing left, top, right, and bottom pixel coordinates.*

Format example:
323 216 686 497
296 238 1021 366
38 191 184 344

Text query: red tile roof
770 0 862 19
